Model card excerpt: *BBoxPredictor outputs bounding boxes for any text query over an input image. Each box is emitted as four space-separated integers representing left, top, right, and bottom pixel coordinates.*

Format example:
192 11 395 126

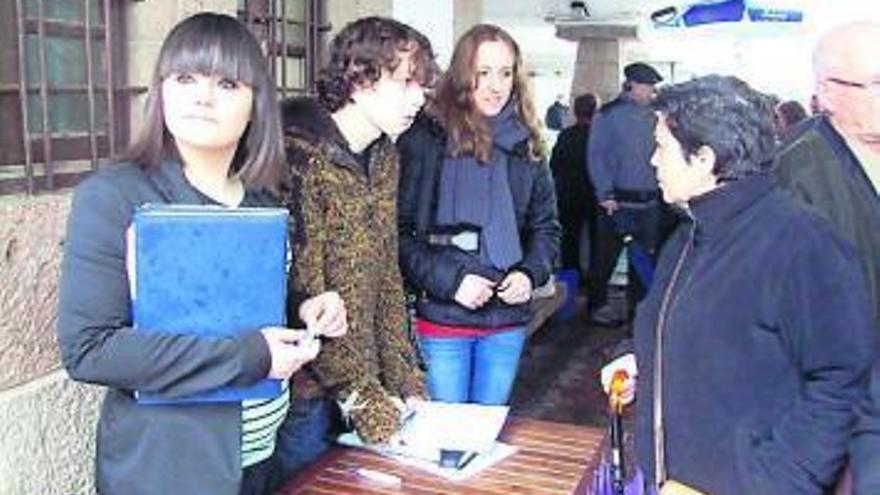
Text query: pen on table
355 467 402 486
457 451 478 470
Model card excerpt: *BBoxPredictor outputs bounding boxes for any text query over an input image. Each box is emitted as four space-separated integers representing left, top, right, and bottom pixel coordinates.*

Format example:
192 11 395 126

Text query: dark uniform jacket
280 98 426 444
587 93 659 201
57 160 275 495
396 115 560 329
633 174 875 495
775 116 880 494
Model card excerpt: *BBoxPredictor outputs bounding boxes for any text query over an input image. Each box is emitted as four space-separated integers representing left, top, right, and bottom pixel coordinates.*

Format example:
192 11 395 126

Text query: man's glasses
826 76 880 97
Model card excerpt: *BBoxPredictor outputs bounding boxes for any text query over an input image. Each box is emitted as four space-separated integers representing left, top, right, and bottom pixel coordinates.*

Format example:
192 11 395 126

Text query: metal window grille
0 0 127 195
238 0 327 99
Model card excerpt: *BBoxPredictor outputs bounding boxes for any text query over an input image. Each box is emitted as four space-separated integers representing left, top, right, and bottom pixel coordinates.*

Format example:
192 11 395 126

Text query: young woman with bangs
397 24 560 405
57 13 346 495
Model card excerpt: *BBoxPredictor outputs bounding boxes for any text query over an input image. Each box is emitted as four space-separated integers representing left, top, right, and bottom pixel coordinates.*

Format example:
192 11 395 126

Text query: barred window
238 0 326 99
0 0 127 195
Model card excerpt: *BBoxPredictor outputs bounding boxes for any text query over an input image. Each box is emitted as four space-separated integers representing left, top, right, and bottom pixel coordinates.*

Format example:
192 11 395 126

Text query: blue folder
131 204 287 404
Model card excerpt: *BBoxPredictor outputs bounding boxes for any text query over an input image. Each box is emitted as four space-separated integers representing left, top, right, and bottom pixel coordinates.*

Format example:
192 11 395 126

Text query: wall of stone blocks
0 192 107 495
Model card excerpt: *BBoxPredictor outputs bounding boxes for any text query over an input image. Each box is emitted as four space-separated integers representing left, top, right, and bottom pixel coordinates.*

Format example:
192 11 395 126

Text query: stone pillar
326 0 394 40
556 23 638 105
453 0 483 41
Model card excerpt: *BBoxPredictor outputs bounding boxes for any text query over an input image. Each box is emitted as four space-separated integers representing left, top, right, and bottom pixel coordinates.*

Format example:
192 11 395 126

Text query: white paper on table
396 401 509 453
336 401 512 477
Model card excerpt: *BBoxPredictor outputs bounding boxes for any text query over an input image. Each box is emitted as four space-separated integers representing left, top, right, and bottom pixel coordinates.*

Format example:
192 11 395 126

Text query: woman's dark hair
653 75 776 181
775 100 808 131
317 17 438 112
434 24 543 163
122 12 283 190
573 93 598 123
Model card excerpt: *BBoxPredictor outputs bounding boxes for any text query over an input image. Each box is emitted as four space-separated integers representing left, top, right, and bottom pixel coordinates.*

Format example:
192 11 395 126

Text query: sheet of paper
396 401 509 453
336 401 512 477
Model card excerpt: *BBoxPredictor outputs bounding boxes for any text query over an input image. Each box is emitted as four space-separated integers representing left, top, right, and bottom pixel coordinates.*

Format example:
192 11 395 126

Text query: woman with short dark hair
601 75 874 495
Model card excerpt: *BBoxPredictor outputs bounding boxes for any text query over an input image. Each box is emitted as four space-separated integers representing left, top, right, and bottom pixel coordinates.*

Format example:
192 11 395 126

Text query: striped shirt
241 380 290 467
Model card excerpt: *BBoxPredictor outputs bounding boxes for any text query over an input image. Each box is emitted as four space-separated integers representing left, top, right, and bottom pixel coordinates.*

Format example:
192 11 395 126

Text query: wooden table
278 417 604 495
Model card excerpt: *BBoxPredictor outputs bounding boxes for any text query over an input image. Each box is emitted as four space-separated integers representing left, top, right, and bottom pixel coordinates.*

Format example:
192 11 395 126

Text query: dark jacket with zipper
57 160 276 495
633 174 875 495
396 114 560 328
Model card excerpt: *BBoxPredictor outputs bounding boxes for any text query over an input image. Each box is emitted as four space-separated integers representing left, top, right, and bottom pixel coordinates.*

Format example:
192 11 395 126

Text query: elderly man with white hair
775 21 880 494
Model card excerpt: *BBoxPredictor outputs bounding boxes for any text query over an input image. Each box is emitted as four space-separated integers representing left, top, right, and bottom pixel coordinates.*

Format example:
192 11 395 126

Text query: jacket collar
282 96 390 175
148 158 205 204
686 173 776 240
816 116 879 195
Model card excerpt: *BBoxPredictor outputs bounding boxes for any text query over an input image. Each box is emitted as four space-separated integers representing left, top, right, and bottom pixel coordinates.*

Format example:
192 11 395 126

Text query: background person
549 92 599 277
545 93 570 131
396 24 560 405
586 62 665 326
773 99 808 139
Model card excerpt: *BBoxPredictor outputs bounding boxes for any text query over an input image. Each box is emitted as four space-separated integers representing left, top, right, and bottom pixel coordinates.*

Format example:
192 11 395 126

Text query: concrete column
326 0 394 40
557 23 638 105
453 0 483 41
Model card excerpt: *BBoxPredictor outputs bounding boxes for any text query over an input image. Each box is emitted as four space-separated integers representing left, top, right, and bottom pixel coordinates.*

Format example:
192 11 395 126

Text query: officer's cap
624 62 663 85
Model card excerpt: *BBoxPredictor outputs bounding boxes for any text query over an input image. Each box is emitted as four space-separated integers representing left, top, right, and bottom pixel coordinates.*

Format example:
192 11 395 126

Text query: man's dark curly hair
653 75 776 181
318 17 438 112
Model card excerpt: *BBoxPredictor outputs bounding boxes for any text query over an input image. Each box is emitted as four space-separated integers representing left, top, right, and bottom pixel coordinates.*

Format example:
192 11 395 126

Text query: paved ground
509 291 640 482
510 293 630 427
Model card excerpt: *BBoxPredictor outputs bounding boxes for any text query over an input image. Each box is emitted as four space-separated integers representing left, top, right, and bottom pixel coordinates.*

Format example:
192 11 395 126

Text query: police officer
585 62 663 325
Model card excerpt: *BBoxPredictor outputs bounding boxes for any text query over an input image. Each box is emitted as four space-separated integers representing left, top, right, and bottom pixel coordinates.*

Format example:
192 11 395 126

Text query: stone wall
0 192 107 495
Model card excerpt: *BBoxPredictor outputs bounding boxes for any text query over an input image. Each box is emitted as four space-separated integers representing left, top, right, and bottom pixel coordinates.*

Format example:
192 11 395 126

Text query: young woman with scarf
396 24 560 405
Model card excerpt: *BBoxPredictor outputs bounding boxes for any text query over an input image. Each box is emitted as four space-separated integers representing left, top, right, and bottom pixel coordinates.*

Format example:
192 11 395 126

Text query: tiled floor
509 292 640 481
510 294 630 427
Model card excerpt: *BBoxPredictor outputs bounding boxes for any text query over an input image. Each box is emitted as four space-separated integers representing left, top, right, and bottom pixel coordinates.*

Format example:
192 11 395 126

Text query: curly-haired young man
272 16 439 486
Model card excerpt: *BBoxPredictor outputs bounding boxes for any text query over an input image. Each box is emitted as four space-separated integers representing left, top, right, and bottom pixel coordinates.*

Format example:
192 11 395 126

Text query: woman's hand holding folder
261 327 321 379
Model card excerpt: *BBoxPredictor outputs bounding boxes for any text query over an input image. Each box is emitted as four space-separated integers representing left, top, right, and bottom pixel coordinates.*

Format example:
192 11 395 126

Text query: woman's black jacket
396 115 560 328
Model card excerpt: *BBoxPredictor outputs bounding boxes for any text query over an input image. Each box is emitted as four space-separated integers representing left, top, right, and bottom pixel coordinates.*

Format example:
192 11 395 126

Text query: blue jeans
419 327 526 405
271 397 335 490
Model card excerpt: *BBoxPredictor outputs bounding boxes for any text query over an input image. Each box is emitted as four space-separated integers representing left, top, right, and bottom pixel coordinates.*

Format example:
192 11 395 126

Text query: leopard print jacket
281 101 426 444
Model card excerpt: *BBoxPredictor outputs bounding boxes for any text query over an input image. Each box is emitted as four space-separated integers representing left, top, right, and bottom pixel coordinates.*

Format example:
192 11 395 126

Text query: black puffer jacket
396 115 560 328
